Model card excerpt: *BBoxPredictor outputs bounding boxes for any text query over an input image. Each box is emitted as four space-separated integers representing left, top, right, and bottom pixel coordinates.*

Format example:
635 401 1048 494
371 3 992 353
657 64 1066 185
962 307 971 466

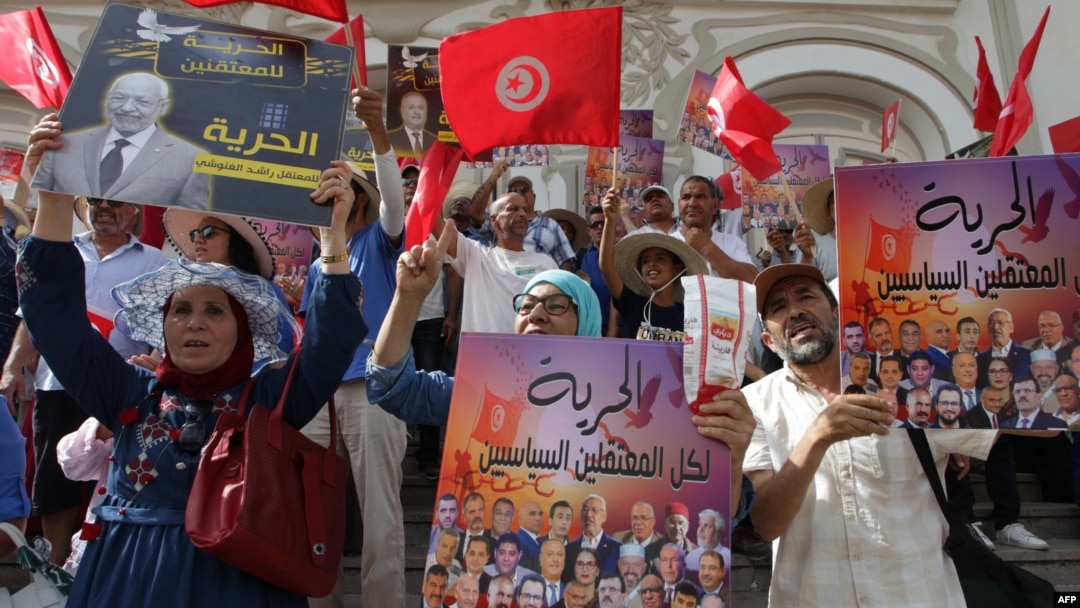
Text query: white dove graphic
401 46 429 69
136 8 200 43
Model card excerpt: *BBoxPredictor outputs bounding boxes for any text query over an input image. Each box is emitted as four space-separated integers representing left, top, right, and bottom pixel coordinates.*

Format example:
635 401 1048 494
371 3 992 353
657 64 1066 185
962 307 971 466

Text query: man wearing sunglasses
3 128 167 566
31 71 209 210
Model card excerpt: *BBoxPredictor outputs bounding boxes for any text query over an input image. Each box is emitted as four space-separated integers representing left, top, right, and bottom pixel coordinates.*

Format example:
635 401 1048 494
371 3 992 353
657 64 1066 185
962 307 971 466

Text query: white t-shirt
671 229 754 276
448 237 556 334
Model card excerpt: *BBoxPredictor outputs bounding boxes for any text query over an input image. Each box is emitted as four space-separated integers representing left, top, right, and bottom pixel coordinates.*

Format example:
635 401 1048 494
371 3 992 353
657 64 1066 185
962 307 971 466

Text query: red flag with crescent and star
880 99 901 153
0 7 72 109
438 6 622 160
706 57 791 181
469 386 526 447
989 6 1050 157
865 216 911 275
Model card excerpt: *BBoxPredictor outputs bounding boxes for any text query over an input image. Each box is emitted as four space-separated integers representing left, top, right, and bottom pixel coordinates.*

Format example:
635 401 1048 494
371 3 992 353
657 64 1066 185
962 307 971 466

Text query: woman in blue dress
20 116 365 607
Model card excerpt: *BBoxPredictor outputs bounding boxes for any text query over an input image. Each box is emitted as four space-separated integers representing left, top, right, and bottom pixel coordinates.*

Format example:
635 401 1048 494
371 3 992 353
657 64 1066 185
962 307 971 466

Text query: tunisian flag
707 57 791 181
0 7 72 109
325 14 366 87
972 36 1002 133
183 0 348 22
865 217 911 275
880 99 901 153
989 6 1050 157
439 7 622 160
715 166 743 210
470 387 527 446
405 141 464 249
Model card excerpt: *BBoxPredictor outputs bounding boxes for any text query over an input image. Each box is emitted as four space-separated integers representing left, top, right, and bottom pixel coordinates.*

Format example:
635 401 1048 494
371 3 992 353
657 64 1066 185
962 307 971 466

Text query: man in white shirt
743 263 996 606
671 176 757 282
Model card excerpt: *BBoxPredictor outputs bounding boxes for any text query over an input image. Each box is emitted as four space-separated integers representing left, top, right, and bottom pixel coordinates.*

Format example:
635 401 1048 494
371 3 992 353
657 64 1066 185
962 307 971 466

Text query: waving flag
0 7 72 109
880 99 901 153
405 141 464 249
183 0 348 22
972 36 1002 133
865 217 912 275
989 6 1050 157
706 57 791 181
439 7 621 160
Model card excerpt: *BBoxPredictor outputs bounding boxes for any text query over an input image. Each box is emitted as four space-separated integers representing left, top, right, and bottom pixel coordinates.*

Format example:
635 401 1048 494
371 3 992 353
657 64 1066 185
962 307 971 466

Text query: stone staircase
3 456 1078 607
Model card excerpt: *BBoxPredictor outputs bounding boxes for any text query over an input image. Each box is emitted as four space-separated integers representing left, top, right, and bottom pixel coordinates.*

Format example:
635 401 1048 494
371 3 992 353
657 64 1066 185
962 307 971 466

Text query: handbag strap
907 429 967 529
0 522 27 549
264 353 342 486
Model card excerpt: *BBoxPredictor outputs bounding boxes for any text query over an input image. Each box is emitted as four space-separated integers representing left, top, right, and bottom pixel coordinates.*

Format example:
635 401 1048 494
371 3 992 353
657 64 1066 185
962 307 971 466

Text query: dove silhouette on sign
1055 156 1080 219
1017 187 1054 244
136 9 199 43
401 46 429 69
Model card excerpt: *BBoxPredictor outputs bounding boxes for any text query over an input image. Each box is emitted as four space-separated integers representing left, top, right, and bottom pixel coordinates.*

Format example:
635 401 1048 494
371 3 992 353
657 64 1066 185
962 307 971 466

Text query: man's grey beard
769 314 838 365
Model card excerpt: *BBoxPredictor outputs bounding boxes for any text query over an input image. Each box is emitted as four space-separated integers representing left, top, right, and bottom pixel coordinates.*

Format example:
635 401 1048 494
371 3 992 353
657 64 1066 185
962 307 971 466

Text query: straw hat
613 233 707 299
801 177 834 235
162 208 274 280
442 180 479 220
544 208 589 250
0 197 30 240
112 258 300 362
343 161 382 226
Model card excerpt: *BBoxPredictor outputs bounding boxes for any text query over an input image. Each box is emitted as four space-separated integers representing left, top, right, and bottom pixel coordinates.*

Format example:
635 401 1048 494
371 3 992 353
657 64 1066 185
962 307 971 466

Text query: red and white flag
470 386 526 446
865 217 911 275
439 7 621 160
972 36 1002 133
990 6 1050 157
325 14 366 87
715 166 743 210
0 7 72 109
405 141 464 250
1048 116 1080 154
706 57 791 181
880 99 901 153
183 0 348 22
0 150 24 182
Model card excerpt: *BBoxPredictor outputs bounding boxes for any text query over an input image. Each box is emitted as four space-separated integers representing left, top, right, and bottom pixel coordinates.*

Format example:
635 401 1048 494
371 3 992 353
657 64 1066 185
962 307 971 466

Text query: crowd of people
0 68 1075 608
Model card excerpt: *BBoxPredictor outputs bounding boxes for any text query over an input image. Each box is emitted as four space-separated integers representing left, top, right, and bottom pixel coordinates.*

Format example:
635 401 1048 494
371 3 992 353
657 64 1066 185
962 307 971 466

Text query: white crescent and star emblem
26 37 60 89
496 56 549 112
887 113 896 139
881 233 896 261
707 97 726 133
490 404 505 433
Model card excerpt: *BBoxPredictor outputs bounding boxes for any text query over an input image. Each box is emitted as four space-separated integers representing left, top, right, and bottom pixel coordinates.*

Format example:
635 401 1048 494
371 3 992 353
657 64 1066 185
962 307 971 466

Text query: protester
2 113 167 565
18 150 363 606
0 403 29 560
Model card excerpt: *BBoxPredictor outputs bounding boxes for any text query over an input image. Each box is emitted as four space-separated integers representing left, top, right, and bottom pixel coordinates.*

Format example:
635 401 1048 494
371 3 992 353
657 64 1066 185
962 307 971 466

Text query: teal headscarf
522 270 602 337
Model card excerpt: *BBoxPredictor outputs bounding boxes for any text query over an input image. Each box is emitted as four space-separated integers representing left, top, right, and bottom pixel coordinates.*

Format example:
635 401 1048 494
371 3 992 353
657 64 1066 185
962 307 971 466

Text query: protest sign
340 114 375 174
386 44 453 159
621 110 653 138
430 333 732 587
31 4 352 226
836 154 1080 430
741 143 830 232
677 70 722 156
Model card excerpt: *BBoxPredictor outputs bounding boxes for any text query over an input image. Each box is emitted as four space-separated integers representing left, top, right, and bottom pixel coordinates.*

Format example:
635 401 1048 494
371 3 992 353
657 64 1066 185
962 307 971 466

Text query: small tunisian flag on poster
183 0 348 22
865 217 912 275
0 7 72 109
880 99 901 153
989 6 1050 157
470 386 526 446
439 7 622 160
972 36 1002 133
707 57 791 181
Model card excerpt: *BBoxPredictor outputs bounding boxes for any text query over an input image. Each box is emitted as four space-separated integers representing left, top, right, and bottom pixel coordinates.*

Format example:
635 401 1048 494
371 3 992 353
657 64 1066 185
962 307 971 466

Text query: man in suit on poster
387 91 437 157
566 494 621 577
34 71 209 210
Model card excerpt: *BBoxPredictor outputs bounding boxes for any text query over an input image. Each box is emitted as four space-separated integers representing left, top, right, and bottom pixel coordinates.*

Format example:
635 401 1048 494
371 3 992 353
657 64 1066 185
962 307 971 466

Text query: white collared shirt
102 124 157 172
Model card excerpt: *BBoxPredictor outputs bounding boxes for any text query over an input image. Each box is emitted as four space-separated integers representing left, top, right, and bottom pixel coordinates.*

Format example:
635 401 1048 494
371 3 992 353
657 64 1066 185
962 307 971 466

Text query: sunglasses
189 225 233 242
402 178 418 187
508 186 531 195
588 220 604 228
87 198 125 208
177 398 214 454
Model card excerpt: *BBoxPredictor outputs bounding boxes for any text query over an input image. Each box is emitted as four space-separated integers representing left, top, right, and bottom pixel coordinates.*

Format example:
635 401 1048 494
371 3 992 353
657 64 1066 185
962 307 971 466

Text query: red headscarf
155 292 254 399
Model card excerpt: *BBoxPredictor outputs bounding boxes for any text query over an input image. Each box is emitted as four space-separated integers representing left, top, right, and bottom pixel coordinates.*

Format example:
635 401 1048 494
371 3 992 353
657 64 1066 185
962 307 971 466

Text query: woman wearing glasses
20 119 364 606
367 225 602 426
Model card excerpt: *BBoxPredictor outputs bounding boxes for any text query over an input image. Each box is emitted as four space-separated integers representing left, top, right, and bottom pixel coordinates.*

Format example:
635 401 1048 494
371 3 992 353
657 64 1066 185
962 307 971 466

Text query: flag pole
342 17 366 87
778 170 816 258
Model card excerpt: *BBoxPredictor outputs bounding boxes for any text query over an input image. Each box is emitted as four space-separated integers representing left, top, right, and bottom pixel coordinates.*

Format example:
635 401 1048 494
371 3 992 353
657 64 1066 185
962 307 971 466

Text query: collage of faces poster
33 4 352 226
836 153 1080 430
583 111 664 232
429 334 733 592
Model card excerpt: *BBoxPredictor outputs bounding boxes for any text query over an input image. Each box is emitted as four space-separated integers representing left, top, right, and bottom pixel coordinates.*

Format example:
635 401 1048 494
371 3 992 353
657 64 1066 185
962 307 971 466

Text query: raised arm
353 87 405 245
597 189 625 301
681 225 759 283
467 160 507 228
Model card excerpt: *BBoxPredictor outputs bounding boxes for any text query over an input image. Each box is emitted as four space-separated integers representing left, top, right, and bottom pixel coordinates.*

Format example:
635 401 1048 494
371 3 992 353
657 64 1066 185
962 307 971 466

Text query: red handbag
185 355 346 597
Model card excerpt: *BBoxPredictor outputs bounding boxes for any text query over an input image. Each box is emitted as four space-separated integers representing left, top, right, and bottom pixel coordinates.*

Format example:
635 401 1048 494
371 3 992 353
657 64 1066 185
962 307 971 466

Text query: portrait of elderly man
33 71 209 210
1022 310 1075 367
685 509 731 574
387 90 436 157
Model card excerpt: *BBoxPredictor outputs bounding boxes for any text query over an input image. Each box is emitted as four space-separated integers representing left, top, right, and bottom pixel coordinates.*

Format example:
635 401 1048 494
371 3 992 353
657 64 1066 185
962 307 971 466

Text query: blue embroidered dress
18 237 366 607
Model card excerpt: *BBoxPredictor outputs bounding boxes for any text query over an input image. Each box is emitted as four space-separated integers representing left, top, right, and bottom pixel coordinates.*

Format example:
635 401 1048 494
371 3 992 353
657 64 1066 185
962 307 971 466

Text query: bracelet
321 251 348 264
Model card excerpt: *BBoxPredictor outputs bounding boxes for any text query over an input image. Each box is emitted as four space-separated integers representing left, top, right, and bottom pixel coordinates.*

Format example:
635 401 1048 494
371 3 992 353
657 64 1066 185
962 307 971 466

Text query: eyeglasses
512 293 576 316
508 186 531 195
87 198 125 208
575 560 597 568
937 400 961 407
519 593 543 603
1054 385 1079 393
640 587 663 595
189 225 233 242
177 398 214 453
988 368 1011 376
402 178 418 187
